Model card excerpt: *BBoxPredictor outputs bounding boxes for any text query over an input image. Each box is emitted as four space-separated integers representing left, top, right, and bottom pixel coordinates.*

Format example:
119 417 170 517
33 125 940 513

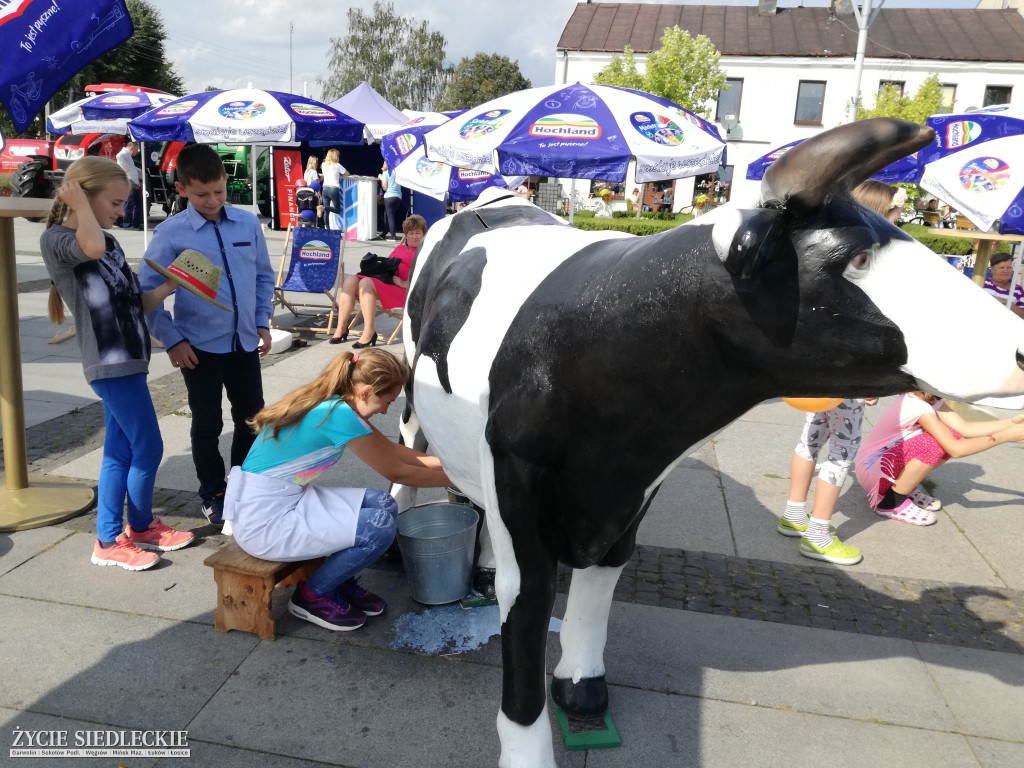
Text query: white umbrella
422 82 724 183
920 104 1024 234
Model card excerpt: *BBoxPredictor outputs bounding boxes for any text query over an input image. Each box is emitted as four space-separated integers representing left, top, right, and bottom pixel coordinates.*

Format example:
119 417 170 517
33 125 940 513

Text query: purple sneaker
338 578 387 616
288 581 366 631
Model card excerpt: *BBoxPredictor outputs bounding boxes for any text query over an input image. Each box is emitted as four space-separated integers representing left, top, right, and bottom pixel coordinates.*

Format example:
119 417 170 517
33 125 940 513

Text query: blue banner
0 0 133 132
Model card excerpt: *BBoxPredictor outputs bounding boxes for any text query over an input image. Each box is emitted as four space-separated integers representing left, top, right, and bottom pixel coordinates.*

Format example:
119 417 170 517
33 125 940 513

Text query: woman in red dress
330 215 427 348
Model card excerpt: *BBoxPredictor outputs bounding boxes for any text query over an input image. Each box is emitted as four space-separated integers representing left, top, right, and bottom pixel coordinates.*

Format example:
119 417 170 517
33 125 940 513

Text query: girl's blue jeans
308 489 397 595
89 374 163 544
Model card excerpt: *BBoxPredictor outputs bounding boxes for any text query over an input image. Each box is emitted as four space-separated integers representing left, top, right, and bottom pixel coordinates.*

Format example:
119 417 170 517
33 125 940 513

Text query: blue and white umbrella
382 113 525 202
421 82 725 183
48 90 174 135
127 88 365 145
920 105 1024 234
746 137 922 183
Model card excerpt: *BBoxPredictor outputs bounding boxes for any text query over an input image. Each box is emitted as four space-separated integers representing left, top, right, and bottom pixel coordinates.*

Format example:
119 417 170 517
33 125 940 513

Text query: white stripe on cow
848 238 1024 400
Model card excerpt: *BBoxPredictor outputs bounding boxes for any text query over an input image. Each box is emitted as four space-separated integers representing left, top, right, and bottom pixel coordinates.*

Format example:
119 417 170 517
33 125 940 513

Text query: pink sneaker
126 516 196 552
91 534 160 571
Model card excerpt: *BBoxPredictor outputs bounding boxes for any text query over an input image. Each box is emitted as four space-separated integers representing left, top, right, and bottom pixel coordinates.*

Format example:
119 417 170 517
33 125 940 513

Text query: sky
158 0 978 106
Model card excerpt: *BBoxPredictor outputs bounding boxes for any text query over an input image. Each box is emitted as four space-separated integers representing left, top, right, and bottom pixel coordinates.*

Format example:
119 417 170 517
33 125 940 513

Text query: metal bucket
397 502 480 605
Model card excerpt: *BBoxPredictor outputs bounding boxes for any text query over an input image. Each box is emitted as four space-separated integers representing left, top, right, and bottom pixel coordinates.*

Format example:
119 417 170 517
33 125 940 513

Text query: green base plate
549 684 621 751
460 593 498 608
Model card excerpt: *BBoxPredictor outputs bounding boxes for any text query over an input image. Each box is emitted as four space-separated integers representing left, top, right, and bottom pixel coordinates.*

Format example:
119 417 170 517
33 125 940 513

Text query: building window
879 80 905 97
984 85 1012 107
795 81 826 125
940 84 957 113
716 78 743 122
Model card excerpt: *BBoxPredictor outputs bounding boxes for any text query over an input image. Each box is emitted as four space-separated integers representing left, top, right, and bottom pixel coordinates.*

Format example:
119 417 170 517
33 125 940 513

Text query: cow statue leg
550 514 640 718
481 441 559 768
550 563 625 716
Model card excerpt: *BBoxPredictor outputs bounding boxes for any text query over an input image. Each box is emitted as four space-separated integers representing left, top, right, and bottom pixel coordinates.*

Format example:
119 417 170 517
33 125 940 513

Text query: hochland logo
291 103 333 119
0 1 34 26
456 168 492 180
157 100 197 116
100 94 143 105
299 240 333 260
946 120 981 149
528 114 601 140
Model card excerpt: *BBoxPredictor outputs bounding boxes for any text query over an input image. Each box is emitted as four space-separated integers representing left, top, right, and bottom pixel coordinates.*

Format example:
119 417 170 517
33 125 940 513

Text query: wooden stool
203 542 323 640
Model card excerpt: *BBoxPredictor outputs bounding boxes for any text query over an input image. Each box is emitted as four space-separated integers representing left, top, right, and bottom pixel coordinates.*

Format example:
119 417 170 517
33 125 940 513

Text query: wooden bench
203 542 323 640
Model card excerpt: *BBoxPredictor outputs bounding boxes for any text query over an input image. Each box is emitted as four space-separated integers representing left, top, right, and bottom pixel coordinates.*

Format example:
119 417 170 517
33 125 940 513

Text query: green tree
0 0 183 138
319 1 451 110
855 74 943 123
436 53 531 111
594 26 727 117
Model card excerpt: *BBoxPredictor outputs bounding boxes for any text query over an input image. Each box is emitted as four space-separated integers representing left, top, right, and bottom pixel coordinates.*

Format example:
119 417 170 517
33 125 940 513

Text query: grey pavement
1 214 1023 767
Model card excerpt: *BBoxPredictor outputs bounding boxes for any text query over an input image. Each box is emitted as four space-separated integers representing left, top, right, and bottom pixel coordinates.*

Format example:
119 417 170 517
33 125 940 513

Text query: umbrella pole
141 140 149 248
269 147 276 231
569 178 576 225
636 181 644 219
251 147 258 219
1009 241 1023 309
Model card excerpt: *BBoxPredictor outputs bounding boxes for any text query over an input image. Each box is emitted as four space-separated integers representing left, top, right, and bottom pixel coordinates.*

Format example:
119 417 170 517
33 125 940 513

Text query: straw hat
145 249 232 312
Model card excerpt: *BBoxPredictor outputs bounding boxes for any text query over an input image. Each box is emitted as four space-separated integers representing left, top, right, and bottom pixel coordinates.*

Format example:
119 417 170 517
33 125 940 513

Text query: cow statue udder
396 118 1024 767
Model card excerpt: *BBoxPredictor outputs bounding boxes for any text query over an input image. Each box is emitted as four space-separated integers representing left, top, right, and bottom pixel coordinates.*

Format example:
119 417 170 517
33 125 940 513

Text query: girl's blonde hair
306 155 319 170
250 349 410 440
46 156 129 324
323 148 340 167
852 180 900 217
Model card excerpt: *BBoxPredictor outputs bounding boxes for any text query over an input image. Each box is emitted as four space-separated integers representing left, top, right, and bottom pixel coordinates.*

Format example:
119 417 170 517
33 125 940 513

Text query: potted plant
693 192 709 215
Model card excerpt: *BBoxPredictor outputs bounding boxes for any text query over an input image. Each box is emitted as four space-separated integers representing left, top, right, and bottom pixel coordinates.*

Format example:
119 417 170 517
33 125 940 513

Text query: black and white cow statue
396 118 1024 767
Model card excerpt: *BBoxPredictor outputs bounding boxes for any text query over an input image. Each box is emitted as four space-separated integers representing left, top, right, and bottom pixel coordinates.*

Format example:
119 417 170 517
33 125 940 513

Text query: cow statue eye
849 252 870 271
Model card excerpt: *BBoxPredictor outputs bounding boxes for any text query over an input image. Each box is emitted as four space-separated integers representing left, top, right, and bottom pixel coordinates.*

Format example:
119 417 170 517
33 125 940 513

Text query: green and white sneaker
777 518 836 538
799 536 863 566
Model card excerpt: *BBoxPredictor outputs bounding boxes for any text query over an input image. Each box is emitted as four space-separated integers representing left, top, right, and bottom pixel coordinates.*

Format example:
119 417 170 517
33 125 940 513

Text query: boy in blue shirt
139 144 275 526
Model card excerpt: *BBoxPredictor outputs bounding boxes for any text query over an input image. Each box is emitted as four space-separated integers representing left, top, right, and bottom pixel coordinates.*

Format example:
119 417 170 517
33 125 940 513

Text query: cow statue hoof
472 566 496 600
551 675 609 717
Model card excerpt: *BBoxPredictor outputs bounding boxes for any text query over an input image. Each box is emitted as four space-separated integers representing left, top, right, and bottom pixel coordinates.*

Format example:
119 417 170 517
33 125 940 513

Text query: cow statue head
704 117 1024 405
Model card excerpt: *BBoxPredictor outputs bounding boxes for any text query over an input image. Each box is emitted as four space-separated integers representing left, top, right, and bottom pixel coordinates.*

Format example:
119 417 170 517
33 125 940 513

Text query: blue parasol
0 0 133 132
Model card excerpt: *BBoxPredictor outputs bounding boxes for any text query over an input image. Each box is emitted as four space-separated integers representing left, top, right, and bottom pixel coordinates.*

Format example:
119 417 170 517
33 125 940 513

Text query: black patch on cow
415 246 488 393
407 204 564 394
482 204 913 567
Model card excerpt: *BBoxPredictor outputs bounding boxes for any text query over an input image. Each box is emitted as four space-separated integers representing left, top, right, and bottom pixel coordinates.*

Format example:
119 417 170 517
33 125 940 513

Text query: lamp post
846 0 885 123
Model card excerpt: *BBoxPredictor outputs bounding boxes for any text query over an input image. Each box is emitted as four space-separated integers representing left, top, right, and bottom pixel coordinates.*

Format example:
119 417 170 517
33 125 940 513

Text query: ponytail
44 197 68 230
47 284 65 324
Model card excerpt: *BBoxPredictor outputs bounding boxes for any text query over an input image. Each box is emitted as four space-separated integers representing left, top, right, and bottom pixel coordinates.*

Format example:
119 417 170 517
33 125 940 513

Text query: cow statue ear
713 208 784 279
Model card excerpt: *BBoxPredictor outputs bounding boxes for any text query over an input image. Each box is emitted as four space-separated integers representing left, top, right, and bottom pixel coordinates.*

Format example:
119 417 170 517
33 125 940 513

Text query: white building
555 1 1024 206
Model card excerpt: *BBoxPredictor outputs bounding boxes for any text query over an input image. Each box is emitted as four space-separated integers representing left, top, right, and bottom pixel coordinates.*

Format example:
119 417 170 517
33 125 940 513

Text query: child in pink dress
856 392 1024 525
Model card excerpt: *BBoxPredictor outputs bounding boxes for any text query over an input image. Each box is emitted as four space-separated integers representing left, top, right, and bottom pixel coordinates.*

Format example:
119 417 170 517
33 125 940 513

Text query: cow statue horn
760 117 934 212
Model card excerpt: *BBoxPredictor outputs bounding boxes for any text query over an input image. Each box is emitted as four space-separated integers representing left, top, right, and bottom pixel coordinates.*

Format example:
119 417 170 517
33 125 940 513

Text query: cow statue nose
1018 348 1024 371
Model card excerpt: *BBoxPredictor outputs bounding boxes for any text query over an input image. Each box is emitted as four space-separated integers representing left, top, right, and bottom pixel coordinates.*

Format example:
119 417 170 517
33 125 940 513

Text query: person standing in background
379 161 404 241
115 142 142 230
320 149 347 231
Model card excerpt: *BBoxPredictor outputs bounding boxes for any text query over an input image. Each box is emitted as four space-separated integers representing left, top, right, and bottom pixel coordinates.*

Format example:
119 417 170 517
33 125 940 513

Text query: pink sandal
875 497 937 526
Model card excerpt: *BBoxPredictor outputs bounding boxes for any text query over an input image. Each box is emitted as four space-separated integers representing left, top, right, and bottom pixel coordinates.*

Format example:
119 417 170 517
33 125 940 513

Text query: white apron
223 466 366 561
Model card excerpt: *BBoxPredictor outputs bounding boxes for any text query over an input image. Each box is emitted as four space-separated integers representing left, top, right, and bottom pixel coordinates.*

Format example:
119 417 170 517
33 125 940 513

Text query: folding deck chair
347 298 404 345
271 225 346 335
